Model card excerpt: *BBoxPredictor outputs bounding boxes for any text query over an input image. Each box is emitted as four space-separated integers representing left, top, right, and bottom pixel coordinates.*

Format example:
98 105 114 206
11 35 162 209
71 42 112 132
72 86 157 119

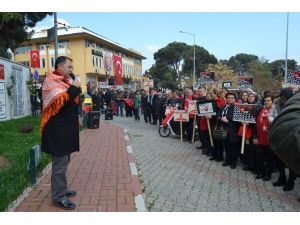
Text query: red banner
30 50 40 68
113 55 122 85
0 64 4 80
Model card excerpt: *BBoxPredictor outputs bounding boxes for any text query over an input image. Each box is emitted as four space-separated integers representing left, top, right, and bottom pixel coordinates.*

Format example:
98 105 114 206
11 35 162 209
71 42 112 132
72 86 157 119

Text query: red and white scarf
40 71 78 133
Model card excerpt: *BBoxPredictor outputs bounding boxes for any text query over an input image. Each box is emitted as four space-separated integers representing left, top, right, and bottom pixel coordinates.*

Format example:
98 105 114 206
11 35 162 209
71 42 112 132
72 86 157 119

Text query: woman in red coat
253 94 275 181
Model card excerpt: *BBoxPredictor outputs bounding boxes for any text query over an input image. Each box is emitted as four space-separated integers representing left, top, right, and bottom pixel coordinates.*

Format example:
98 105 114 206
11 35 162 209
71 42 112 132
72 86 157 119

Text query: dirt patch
0 155 11 170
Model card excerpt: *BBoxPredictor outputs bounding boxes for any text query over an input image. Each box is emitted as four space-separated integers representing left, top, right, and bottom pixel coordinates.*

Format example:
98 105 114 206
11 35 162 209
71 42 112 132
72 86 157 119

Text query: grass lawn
0 116 51 211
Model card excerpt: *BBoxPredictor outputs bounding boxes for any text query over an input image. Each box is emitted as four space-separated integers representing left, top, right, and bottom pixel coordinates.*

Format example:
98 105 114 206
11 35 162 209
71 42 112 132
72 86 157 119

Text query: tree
153 42 188 85
153 41 218 88
0 12 52 59
206 63 237 88
227 53 259 74
248 60 281 92
269 59 298 78
181 45 218 78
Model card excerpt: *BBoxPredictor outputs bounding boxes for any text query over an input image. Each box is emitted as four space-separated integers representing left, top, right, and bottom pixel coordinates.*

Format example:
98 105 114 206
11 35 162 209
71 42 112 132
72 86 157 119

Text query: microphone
70 72 75 81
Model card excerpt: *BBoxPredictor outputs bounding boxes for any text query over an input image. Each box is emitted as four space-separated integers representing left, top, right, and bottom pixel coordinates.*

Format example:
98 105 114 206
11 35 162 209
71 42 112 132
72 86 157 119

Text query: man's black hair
55 56 73 70
279 88 293 99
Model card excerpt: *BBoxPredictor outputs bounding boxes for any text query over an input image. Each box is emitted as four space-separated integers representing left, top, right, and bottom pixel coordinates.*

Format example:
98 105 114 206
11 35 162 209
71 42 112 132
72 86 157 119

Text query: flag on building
113 55 122 85
287 71 300 85
30 50 40 68
0 64 4 80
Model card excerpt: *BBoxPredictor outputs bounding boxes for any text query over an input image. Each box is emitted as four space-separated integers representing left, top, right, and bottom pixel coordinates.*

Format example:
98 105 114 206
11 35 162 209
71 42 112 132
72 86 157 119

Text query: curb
6 163 52 212
124 129 147 212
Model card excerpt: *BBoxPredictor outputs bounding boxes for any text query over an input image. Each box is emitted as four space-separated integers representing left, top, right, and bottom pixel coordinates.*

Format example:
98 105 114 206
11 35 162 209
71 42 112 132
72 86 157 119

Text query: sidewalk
15 120 143 212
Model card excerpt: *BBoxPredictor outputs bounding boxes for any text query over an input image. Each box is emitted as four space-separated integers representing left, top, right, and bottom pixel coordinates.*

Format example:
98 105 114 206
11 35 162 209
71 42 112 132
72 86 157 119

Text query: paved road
108 115 300 212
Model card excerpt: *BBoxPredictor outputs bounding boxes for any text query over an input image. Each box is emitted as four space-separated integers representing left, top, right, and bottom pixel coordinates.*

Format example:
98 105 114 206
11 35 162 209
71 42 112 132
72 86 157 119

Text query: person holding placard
241 92 260 174
219 92 240 169
208 89 226 161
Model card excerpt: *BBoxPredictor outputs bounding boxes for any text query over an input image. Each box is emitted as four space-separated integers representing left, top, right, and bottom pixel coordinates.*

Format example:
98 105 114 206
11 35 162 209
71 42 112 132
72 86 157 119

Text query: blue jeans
116 102 123 116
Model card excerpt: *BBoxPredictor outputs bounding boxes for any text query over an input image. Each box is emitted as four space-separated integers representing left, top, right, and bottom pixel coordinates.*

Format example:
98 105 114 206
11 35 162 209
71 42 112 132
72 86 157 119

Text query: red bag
238 125 252 139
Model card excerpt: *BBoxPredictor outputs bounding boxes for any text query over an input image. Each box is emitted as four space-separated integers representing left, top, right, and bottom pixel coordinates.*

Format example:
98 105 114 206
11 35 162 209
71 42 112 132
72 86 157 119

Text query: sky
34 12 300 73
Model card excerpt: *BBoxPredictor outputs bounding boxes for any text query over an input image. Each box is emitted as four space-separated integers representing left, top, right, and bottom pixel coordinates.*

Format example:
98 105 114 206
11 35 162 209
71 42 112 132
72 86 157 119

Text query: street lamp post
180 31 196 89
284 12 289 83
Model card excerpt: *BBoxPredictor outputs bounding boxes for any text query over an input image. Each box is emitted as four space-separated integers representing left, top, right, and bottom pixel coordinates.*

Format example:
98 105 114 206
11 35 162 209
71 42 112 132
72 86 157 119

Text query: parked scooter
158 105 198 140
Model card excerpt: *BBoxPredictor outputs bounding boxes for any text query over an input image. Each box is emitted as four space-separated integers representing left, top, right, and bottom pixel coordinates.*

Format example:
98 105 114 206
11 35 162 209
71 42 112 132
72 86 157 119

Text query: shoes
255 174 263 179
215 158 223 162
66 190 77 197
207 151 213 157
242 166 250 171
222 162 230 167
209 157 215 161
202 149 209 155
53 199 76 210
283 180 294 191
263 175 271 181
196 146 202 150
273 178 287 187
230 164 236 169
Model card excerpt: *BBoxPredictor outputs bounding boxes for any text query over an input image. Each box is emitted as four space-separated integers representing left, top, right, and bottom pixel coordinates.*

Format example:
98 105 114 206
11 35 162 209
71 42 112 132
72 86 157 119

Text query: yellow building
14 26 146 92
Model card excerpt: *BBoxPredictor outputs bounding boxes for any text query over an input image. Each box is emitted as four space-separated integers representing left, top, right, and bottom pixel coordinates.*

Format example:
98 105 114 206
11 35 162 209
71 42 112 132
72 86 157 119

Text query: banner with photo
104 52 112 76
233 104 257 124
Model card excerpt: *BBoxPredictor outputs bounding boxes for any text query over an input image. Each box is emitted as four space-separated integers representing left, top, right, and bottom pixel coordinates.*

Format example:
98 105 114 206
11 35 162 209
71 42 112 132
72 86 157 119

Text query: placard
173 110 189 122
233 104 257 124
187 100 198 114
197 101 216 116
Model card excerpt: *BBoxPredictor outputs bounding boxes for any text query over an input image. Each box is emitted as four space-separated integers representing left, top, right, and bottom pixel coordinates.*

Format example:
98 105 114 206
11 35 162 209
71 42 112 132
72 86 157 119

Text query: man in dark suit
41 56 81 210
149 88 158 125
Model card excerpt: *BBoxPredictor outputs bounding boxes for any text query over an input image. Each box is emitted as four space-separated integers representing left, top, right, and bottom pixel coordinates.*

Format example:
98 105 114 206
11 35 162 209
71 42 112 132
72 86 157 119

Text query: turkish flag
113 55 122 85
30 50 40 68
0 64 4 80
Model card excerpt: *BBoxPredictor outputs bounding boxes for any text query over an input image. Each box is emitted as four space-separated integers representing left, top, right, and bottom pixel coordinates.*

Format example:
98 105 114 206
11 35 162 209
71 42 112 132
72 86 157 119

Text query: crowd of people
86 84 299 198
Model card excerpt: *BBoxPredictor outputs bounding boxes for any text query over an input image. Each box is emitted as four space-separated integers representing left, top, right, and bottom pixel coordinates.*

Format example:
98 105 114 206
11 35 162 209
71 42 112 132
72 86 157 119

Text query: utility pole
54 12 58 60
180 31 196 89
284 12 289 83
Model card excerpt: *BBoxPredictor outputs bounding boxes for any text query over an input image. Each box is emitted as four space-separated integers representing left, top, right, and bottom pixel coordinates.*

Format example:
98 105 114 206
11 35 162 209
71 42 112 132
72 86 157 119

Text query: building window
19 61 30 67
134 59 141 65
51 57 54 67
42 58 46 68
58 41 70 49
38 44 48 50
15 45 32 54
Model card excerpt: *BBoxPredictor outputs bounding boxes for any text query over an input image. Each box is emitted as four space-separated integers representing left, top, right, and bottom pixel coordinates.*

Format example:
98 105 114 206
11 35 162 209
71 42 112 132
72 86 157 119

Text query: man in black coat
269 90 300 177
41 56 81 210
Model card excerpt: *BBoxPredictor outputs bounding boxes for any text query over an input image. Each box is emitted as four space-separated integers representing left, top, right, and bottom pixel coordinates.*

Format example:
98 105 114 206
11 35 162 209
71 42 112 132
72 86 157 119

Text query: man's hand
72 79 81 88
253 138 259 145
